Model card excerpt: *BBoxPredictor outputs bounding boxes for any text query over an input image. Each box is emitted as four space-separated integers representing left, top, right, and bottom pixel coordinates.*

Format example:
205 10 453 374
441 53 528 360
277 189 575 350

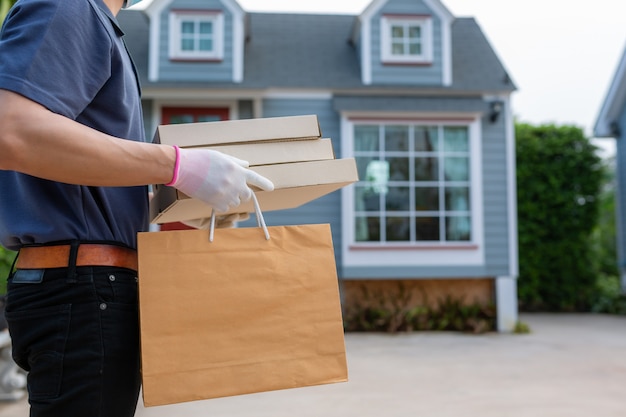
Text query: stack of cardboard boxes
150 115 358 223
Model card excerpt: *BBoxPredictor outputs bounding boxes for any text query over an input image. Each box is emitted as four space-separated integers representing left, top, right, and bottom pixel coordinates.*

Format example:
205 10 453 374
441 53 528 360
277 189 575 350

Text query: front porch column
496 276 518 332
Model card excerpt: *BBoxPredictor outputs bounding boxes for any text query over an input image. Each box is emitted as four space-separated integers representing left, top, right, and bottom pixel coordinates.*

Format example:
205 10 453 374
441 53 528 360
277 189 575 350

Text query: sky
237 0 626 157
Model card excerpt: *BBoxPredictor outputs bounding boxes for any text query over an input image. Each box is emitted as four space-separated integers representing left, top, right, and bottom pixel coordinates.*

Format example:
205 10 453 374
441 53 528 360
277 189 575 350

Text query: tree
516 123 604 311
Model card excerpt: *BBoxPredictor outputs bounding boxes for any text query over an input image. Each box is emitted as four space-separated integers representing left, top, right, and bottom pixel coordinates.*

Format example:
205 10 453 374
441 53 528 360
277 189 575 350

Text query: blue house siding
247 97 344 270
616 111 626 272
369 0 444 86
481 114 513 276
157 0 235 83
344 265 493 279
260 97 342 156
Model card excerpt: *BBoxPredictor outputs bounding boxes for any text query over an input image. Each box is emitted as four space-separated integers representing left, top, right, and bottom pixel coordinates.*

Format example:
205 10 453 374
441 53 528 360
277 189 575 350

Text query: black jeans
5 266 141 417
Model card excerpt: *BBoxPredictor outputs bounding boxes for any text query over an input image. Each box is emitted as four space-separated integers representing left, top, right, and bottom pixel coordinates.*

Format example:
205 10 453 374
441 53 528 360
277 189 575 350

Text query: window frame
341 115 485 267
380 15 433 65
169 10 224 61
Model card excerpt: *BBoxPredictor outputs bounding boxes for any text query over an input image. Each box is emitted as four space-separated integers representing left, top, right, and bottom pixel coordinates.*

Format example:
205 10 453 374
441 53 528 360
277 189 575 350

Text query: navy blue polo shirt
0 0 148 250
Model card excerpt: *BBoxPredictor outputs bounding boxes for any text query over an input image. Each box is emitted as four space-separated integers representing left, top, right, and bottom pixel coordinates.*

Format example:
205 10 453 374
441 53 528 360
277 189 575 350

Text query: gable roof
117 10 516 93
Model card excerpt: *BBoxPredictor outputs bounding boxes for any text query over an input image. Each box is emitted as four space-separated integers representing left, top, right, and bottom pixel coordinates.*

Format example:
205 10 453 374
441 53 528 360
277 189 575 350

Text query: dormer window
169 10 224 61
381 15 433 64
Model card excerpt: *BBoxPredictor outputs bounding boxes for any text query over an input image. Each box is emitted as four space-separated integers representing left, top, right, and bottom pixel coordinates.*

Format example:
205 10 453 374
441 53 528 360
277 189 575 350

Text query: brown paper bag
137 223 348 407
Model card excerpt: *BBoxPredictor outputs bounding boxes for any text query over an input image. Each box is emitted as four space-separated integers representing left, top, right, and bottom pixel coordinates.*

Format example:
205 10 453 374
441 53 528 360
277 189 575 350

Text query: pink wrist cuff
165 145 181 186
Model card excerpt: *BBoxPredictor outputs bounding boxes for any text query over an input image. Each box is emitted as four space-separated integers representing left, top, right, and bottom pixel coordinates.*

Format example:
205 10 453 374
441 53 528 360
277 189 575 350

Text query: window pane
384 125 409 151
355 186 381 212
181 21 194 34
359 159 389 193
199 21 213 34
352 122 473 245
416 217 440 241
181 38 194 51
415 157 438 181
386 157 409 181
392 42 404 55
199 39 213 51
386 217 410 241
391 25 404 38
385 187 410 211
196 115 221 122
408 43 422 55
356 216 380 242
169 115 194 124
408 26 421 39
355 125 379 151
444 157 469 181
446 216 471 241
443 127 469 152
445 187 470 211
414 126 438 151
356 156 375 182
415 187 439 211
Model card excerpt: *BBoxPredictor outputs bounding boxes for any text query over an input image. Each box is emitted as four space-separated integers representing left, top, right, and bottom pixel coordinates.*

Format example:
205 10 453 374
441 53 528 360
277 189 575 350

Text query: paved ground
1 313 626 417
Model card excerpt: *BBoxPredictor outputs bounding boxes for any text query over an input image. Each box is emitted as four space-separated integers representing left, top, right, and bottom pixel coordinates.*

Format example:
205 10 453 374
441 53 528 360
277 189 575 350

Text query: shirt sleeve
0 0 113 119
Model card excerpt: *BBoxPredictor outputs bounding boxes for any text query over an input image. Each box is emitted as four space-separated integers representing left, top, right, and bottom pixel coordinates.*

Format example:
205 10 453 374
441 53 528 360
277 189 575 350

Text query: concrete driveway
1 313 626 417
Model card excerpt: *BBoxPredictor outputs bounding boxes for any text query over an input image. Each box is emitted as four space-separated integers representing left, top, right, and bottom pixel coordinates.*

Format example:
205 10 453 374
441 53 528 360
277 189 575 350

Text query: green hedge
516 123 605 311
0 246 16 294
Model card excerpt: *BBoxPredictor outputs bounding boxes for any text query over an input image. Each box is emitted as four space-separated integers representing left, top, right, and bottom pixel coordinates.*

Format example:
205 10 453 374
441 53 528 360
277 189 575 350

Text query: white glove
166 146 274 213
181 213 250 229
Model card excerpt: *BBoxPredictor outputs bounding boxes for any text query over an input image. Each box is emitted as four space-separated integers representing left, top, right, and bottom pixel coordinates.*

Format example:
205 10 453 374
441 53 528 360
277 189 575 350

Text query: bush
516 123 604 311
0 246 16 294
343 285 496 334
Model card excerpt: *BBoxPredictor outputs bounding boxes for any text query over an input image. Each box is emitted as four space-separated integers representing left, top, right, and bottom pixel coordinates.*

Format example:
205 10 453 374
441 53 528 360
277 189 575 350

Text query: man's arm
0 89 175 186
0 89 274 213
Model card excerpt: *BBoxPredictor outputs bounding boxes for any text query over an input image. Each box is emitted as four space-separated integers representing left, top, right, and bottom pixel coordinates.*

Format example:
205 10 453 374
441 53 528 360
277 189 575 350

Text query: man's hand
167 147 274 213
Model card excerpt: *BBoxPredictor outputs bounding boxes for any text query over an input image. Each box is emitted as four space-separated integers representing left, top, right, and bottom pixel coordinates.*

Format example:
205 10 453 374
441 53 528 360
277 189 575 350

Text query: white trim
504 95 519 277
144 0 172 82
380 16 433 64
358 0 386 85
168 11 224 61
423 0 455 23
595 40 626 137
496 276 518 332
222 0 245 83
360 18 372 85
440 13 453 86
358 0 454 85
340 113 485 267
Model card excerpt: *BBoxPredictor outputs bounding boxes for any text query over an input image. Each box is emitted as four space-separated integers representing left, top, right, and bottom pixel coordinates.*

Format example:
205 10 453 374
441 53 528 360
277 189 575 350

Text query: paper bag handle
209 193 270 242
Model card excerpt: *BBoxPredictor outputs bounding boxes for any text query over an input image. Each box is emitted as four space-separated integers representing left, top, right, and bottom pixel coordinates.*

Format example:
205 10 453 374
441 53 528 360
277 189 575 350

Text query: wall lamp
489 100 504 123
610 121 621 137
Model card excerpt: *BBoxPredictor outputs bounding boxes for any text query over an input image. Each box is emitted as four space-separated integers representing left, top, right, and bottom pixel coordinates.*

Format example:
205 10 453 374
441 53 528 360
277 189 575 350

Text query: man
0 0 273 415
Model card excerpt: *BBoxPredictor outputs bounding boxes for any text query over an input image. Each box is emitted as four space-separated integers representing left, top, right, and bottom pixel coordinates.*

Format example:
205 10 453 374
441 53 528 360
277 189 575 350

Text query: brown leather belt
16 244 138 271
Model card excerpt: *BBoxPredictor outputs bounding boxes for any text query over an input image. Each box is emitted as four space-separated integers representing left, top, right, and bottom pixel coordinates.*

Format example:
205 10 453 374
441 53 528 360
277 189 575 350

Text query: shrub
516 123 604 311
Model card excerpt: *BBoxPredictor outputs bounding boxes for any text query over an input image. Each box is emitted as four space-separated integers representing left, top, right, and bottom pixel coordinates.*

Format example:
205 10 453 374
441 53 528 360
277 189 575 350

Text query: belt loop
67 241 79 282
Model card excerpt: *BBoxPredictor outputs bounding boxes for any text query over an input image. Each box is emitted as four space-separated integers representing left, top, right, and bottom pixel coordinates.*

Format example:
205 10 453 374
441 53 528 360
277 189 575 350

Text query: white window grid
380 16 433 64
169 11 224 60
353 123 471 245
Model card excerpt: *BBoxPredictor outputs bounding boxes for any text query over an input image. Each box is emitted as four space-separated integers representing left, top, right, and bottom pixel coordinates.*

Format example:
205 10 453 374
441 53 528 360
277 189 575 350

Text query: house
119 0 519 332
595 44 626 292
